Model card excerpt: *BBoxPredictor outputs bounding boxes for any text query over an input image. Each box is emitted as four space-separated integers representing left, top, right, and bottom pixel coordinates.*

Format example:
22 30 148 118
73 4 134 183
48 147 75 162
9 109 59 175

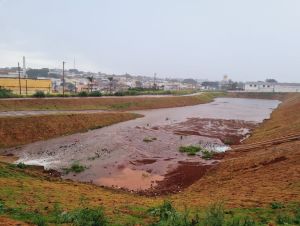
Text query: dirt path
0 109 108 117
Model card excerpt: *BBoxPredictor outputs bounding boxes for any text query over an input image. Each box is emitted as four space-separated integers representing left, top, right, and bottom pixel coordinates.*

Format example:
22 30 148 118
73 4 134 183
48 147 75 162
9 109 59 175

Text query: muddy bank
0 98 280 194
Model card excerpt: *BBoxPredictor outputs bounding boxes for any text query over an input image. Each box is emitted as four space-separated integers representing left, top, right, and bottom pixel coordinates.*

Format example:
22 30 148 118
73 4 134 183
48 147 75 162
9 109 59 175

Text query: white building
245 82 300 92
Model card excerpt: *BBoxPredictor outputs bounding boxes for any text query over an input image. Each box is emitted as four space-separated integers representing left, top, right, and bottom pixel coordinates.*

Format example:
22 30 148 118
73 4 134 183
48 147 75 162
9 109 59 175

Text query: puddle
95 168 164 190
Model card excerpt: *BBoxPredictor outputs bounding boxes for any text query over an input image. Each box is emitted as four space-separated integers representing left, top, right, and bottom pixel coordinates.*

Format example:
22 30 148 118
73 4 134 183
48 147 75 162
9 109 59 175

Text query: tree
108 77 113 94
265 78 278 83
86 76 94 93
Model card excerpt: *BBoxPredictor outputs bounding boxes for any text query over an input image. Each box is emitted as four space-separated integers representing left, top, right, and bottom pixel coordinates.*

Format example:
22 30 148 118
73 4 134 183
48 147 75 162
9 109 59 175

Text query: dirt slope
0 112 141 148
171 93 300 207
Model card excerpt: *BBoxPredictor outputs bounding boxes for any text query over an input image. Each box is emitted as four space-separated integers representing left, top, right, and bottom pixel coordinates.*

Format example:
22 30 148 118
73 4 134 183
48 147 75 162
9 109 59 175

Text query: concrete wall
0 78 52 95
245 83 300 92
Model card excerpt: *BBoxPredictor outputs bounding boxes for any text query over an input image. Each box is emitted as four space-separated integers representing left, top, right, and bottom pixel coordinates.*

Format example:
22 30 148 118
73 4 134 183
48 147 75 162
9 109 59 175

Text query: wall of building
0 78 52 95
245 83 300 92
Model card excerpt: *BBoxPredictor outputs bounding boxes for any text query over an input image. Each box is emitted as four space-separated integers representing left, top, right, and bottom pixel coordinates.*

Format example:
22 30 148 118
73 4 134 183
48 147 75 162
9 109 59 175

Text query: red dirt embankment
0 112 142 148
171 93 300 207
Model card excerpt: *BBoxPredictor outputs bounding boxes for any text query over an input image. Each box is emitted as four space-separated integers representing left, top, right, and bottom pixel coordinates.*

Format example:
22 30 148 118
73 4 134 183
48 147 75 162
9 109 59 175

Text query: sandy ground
0 98 280 194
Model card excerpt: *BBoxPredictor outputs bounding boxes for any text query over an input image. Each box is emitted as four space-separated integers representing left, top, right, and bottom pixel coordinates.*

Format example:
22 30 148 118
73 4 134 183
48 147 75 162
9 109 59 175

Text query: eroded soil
0 98 280 194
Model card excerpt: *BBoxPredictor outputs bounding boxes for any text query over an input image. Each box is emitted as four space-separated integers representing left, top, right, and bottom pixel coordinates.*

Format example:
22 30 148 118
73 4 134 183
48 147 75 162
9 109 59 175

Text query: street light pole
18 62 21 95
62 61 66 96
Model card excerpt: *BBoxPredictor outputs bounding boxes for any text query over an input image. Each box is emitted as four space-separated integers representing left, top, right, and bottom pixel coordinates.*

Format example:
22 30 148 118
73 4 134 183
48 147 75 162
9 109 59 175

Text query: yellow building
0 77 52 95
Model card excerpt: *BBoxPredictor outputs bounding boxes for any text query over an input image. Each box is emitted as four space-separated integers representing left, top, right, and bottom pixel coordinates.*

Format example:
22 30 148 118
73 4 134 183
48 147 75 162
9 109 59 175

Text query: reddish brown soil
0 112 141 148
165 118 257 145
0 217 31 226
149 161 215 196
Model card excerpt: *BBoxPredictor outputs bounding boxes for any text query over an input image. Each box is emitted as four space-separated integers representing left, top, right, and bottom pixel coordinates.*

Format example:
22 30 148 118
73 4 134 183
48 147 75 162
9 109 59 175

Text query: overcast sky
1 0 300 82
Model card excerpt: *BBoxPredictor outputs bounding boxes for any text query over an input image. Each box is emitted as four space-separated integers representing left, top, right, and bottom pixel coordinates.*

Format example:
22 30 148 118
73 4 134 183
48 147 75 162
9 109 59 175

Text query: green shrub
179 145 201 156
33 90 46 98
0 87 14 98
16 162 27 169
114 91 125 96
78 91 88 97
89 91 102 97
63 162 86 174
270 202 284 209
0 201 4 214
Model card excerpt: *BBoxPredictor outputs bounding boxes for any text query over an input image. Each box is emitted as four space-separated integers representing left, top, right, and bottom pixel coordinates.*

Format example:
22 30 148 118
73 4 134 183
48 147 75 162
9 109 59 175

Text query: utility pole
18 62 21 95
62 61 66 96
153 73 157 90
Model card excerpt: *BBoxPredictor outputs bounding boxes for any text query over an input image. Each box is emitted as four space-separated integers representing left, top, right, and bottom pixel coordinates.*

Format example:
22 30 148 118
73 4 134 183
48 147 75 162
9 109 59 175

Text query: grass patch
143 137 157 143
63 162 87 174
179 145 216 159
201 150 215 160
179 145 201 155
16 162 27 169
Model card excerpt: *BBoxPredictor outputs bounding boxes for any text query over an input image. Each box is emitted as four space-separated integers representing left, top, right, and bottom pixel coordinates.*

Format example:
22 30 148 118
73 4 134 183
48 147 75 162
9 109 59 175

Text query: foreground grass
0 92 224 111
0 112 142 148
1 162 300 225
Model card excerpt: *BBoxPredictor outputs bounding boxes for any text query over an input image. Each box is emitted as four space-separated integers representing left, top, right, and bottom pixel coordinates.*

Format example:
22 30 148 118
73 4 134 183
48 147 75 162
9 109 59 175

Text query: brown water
3 98 280 192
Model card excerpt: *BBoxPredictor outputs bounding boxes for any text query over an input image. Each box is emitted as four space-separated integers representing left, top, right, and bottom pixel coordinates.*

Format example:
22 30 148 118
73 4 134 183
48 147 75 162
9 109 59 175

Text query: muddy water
5 98 280 192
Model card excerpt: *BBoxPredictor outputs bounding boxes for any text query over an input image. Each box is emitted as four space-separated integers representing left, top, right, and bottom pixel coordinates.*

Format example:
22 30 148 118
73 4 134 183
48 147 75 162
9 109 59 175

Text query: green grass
63 162 87 174
179 145 216 159
179 145 201 155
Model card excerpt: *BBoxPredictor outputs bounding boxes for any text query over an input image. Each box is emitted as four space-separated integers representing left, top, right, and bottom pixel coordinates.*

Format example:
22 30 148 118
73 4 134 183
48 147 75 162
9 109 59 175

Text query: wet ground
1 98 280 194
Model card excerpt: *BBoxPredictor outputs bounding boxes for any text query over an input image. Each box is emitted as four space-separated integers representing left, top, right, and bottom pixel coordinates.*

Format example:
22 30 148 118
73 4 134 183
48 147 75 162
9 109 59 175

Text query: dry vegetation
0 112 142 148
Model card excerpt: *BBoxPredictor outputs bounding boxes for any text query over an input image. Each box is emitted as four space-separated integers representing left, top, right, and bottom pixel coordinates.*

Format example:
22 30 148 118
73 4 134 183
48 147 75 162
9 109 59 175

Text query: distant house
244 82 300 92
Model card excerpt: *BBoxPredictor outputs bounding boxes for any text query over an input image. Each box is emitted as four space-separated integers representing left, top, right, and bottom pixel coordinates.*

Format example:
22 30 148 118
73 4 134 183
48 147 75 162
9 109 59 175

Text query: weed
179 145 201 155
270 202 284 209
179 145 215 158
143 137 157 143
293 207 300 224
201 150 215 160
62 207 108 226
227 216 256 226
16 162 27 169
204 203 225 226
148 200 198 226
276 213 292 225
32 214 47 226
63 162 87 174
